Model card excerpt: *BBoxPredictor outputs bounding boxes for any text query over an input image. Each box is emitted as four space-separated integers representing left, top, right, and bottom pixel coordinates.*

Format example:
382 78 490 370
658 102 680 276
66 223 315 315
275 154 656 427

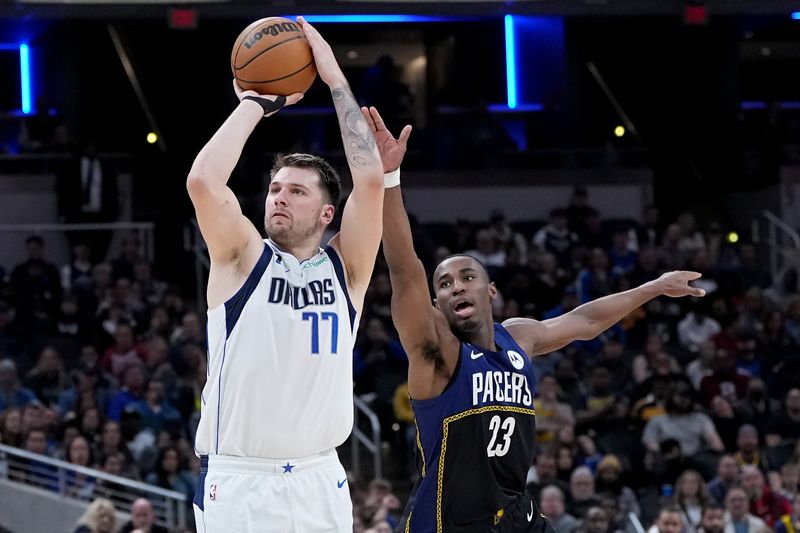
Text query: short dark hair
270 153 341 208
25 235 43 246
702 503 725 516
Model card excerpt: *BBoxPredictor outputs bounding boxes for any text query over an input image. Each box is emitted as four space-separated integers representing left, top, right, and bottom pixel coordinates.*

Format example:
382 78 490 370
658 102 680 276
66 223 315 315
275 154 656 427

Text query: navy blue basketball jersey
402 323 537 533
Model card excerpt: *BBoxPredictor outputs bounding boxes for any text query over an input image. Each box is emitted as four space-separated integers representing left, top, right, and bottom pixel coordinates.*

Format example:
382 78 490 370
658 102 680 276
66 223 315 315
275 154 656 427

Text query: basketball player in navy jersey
361 106 705 533
186 19 383 533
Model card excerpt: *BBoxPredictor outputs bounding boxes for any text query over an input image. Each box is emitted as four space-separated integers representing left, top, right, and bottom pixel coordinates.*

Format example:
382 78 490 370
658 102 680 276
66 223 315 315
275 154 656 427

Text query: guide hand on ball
232 79 304 117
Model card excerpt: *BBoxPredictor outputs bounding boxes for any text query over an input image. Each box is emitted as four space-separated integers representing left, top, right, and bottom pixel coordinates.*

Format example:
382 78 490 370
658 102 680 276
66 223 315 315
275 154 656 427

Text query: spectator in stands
649 506 684 533
145 446 194 503
676 213 706 260
540 485 578 533
686 340 716 390
677 299 721 354
132 380 180 435
118 497 169 533
734 425 767 470
741 465 791 526
24 346 69 408
766 389 800 448
595 454 641 522
534 373 575 448
101 324 146 380
576 249 615 304
73 497 117 533
465 228 506 274
569 466 600 518
724 487 767 533
0 359 37 412
65 434 96 499
169 311 206 376
0 406 23 446
699 349 750 406
773 462 800 502
10 235 63 333
528 453 565 500
132 261 167 310
107 365 146 421
584 506 615 533
488 208 528 264
61 243 95 295
738 379 780 439
564 185 595 237
95 420 134 476
643 380 725 457
673 469 712 533
533 209 579 266
708 455 741 505
608 228 638 276
773 493 800 533
698 504 726 533
111 234 144 282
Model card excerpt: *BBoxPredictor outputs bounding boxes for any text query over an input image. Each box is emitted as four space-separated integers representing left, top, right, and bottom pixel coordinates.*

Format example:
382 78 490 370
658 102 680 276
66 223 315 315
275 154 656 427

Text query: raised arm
504 271 706 357
186 83 302 266
298 17 383 297
362 106 459 400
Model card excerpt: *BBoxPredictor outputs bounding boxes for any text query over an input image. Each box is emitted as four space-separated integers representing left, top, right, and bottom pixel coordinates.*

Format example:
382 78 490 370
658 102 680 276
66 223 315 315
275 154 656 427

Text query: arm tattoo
331 87 378 169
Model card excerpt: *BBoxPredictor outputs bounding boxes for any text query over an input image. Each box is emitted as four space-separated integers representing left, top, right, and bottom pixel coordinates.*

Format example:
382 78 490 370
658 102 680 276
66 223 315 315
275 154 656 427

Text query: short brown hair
270 153 341 208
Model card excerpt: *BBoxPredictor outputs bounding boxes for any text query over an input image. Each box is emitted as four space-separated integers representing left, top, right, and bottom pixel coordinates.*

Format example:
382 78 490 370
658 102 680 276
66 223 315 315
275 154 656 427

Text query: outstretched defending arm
504 271 706 357
298 17 383 298
362 106 459 400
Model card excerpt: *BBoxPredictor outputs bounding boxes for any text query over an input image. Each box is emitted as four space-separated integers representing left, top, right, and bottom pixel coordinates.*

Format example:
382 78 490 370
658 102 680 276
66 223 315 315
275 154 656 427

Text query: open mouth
453 300 475 318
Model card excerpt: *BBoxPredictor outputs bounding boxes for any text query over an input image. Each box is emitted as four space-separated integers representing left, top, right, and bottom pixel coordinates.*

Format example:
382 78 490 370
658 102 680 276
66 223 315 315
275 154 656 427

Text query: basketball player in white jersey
186 18 383 532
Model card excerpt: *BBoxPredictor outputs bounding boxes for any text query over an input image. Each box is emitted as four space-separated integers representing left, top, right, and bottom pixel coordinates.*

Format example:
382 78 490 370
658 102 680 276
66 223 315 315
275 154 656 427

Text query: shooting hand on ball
297 16 347 89
232 79 303 117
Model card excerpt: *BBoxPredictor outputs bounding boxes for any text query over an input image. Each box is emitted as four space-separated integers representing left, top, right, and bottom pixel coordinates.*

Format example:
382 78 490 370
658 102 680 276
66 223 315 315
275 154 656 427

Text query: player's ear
488 282 498 300
321 204 334 224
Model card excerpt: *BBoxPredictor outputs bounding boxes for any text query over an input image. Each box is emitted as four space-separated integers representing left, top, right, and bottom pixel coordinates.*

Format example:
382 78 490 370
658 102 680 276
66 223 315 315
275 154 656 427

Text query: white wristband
384 168 401 188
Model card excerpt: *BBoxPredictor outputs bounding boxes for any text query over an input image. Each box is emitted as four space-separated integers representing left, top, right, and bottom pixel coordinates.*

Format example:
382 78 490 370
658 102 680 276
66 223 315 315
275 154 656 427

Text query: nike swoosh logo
337 479 347 488
527 501 534 522
470 350 484 359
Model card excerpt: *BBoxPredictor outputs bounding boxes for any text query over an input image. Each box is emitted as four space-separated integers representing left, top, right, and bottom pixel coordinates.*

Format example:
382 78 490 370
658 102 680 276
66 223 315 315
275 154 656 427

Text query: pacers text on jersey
471 370 533 407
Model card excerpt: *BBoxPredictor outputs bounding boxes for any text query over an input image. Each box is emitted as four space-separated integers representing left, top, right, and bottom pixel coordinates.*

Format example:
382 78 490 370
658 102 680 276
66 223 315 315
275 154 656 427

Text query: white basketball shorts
193 449 353 532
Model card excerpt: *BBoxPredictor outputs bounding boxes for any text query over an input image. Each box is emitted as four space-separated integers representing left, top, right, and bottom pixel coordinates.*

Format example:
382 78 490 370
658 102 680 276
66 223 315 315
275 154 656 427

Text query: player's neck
462 322 495 351
269 237 321 262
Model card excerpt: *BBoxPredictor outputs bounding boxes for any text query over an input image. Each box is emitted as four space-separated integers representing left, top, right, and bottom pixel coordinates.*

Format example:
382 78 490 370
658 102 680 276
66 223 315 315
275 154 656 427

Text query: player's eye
292 189 305 195
464 275 476 281
440 281 451 289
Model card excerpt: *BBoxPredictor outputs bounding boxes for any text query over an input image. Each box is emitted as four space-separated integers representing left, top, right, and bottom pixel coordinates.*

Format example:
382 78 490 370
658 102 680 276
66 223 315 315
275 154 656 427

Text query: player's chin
266 223 291 242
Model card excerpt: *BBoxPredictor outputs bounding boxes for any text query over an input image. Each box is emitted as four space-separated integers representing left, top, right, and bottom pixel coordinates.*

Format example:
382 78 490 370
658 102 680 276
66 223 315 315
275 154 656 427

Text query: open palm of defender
361 106 412 173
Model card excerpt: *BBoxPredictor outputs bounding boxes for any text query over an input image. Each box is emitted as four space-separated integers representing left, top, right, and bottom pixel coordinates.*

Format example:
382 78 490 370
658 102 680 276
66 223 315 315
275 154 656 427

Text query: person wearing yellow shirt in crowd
775 493 800 533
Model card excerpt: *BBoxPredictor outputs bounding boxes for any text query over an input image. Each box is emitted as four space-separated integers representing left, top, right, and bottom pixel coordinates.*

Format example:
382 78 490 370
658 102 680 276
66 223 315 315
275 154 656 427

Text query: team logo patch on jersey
507 350 525 370
209 483 217 501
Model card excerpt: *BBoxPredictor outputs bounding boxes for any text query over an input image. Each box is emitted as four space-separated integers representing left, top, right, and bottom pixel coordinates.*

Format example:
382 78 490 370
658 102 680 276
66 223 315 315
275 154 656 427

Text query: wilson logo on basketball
244 22 301 49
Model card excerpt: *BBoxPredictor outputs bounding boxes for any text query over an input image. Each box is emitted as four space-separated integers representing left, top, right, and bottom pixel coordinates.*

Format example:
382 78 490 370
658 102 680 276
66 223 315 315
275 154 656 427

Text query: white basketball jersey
195 239 359 459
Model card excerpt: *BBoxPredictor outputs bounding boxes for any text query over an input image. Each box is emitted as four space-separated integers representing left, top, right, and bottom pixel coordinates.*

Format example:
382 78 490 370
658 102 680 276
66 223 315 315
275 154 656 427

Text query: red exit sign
169 8 197 30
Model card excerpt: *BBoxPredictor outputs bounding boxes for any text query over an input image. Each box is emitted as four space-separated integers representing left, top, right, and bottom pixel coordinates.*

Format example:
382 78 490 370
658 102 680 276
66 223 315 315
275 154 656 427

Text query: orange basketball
231 17 317 96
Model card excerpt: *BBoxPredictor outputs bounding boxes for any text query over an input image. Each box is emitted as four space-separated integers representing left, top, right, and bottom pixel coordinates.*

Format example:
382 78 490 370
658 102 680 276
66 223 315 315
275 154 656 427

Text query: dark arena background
1 0 800 531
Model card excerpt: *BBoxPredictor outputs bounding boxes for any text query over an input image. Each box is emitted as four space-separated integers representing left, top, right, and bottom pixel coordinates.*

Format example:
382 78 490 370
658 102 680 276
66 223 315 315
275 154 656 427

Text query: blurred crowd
1 185 800 533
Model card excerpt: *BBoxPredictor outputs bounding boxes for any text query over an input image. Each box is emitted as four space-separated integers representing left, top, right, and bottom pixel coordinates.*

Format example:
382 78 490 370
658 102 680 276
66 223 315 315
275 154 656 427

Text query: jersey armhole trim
323 244 357 330
223 243 273 339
